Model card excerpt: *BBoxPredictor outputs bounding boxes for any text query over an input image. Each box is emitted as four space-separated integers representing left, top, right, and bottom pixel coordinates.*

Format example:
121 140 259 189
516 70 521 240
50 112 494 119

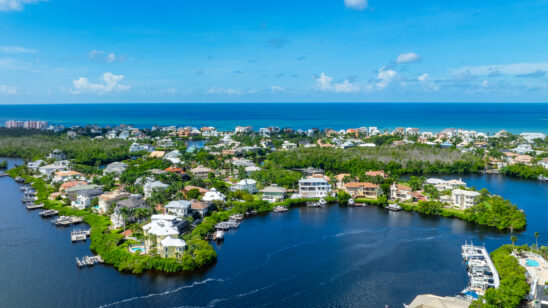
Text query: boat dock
38 209 59 217
71 229 91 242
25 203 44 210
461 242 500 297
52 216 83 226
76 255 103 267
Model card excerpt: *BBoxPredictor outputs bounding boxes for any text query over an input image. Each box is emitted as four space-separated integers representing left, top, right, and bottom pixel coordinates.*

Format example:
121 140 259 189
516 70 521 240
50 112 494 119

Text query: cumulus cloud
71 72 130 95
396 52 421 64
88 50 126 63
315 72 359 93
0 0 45 11
0 84 18 94
0 46 36 54
417 73 429 81
376 66 397 88
344 0 367 10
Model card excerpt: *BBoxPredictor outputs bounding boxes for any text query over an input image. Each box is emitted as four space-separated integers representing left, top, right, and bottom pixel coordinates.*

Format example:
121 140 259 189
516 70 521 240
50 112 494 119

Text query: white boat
214 230 225 240
348 199 355 206
386 203 402 211
318 198 327 206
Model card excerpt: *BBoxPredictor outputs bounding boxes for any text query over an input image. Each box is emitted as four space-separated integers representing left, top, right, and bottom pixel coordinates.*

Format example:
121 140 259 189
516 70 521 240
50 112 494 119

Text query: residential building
445 178 466 190
298 178 331 198
47 149 66 160
282 141 297 150
245 166 261 176
104 161 127 175
59 180 87 192
143 214 186 258
39 163 68 176
165 200 191 218
73 187 104 209
260 184 287 202
344 182 379 199
164 150 181 164
111 197 147 228
407 294 470 308
513 144 533 155
540 157 548 169
190 166 213 179
64 184 102 201
514 155 533 165
27 160 45 171
230 179 258 194
97 191 130 214
451 189 480 209
365 170 387 179
202 188 226 203
53 170 82 183
235 126 253 134
191 200 210 217
129 142 155 153
143 180 169 198
390 184 413 201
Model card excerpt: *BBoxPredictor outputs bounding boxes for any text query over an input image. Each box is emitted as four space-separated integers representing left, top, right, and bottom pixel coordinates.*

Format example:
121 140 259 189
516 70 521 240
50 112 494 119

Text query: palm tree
535 232 540 250
120 207 130 232
511 235 518 250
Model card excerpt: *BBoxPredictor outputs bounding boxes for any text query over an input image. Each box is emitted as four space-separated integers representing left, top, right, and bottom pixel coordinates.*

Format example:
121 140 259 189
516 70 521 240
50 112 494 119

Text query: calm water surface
1 157 546 307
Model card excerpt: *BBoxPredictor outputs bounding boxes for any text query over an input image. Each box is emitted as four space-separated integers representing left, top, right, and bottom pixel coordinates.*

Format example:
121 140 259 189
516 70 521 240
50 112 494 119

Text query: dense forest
267 145 485 175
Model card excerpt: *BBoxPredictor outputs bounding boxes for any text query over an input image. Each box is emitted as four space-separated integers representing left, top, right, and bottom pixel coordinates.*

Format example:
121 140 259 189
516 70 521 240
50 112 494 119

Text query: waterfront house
445 178 466 190
183 185 209 196
451 189 480 209
143 180 169 198
111 197 147 228
190 200 210 217
143 214 187 258
149 150 165 158
425 178 448 191
190 166 213 179
514 154 533 165
390 184 413 201
64 184 102 201
38 163 69 177
202 188 226 203
47 149 66 160
344 182 379 199
365 170 387 179
298 178 331 198
59 180 87 192
335 173 351 189
53 170 83 183
230 179 258 194
103 162 127 175
407 294 470 308
97 191 130 214
27 159 45 171
540 157 548 169
260 184 287 202
165 200 191 218
73 187 104 209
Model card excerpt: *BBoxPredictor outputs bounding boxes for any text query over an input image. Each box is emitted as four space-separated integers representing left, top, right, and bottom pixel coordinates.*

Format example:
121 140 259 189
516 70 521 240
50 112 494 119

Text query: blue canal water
0 157 547 307
1 103 547 133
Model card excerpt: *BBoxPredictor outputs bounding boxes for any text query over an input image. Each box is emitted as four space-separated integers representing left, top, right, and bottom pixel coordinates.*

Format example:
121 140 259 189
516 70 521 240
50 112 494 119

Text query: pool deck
516 252 548 284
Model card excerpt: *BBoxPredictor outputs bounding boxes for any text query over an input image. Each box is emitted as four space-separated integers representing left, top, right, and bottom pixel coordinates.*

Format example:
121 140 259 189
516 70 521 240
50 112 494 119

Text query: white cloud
88 50 126 63
396 52 421 64
453 62 548 76
376 66 397 88
0 84 18 95
417 73 429 81
71 72 130 95
160 88 177 95
482 80 489 87
315 72 359 93
0 0 45 11
344 0 367 10
0 57 35 71
207 87 240 95
271 86 284 93
0 46 36 54
316 73 333 91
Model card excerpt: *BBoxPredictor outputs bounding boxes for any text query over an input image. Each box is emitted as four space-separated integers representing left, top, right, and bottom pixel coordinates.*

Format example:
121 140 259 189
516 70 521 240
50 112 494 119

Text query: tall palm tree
535 232 540 250
511 235 518 250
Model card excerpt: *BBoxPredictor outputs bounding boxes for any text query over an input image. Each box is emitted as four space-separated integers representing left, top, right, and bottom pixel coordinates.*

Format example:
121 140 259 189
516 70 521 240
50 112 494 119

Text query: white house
451 189 480 209
164 150 182 164
104 162 127 175
230 179 258 194
298 178 331 198
38 163 68 177
73 188 103 210
143 180 169 198
110 197 147 228
143 214 186 258
165 200 191 218
512 144 533 155
129 142 155 153
202 188 226 202
390 183 413 201
445 179 466 190
27 159 45 171
261 184 287 202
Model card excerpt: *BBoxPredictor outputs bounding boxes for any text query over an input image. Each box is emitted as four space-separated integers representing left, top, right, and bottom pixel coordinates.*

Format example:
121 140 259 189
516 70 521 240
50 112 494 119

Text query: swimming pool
525 259 540 267
130 247 144 253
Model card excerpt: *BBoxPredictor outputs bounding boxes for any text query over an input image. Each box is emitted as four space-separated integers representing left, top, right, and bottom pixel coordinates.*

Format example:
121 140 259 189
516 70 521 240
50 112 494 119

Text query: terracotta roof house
365 170 387 179
190 200 210 217
60 180 87 192
344 182 379 199
183 185 209 195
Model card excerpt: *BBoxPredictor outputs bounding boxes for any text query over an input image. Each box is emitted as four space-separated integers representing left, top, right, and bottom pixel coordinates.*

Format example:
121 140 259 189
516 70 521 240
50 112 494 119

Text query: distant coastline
1 103 547 133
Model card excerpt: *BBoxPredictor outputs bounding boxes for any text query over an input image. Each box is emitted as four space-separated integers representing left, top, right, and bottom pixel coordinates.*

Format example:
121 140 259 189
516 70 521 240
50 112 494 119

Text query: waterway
0 157 546 307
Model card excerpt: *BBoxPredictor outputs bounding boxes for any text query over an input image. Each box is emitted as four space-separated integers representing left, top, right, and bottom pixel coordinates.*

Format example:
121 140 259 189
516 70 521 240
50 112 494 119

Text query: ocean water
0 103 547 133
1 156 547 307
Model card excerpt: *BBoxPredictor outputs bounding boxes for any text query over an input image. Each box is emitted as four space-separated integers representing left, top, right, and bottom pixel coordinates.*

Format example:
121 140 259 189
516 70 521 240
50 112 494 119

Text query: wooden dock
38 209 59 217
71 229 91 242
25 203 44 210
76 255 104 267
52 216 83 226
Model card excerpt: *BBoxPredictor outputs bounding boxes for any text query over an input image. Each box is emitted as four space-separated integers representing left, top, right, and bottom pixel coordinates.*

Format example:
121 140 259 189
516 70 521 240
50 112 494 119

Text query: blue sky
1 0 548 103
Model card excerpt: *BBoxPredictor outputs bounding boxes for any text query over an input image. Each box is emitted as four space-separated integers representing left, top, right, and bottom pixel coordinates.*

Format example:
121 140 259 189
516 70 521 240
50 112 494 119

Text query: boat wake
96 278 224 308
